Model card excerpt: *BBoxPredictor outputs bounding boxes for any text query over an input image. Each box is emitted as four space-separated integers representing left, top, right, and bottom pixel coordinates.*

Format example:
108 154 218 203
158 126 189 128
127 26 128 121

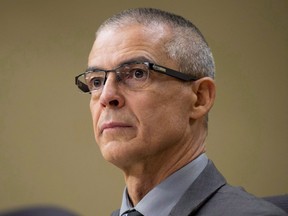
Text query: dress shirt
119 153 208 216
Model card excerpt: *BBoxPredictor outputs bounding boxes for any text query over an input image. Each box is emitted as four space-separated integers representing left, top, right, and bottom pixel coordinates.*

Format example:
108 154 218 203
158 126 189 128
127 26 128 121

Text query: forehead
88 24 171 69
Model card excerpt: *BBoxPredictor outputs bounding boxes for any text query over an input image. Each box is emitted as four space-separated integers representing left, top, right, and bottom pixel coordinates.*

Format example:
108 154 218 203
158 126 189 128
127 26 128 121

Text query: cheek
134 91 189 141
89 100 96 123
134 107 189 158
90 99 101 139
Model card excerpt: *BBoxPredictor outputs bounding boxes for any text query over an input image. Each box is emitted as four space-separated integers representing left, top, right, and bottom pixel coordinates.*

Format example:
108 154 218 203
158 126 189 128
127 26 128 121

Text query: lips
100 121 133 133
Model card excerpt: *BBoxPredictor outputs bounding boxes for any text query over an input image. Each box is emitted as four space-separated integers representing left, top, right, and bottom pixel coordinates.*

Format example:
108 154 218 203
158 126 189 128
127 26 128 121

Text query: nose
96 73 125 108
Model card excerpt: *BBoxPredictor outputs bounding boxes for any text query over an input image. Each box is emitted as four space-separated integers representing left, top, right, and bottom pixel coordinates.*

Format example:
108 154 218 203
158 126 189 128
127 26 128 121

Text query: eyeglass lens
78 63 150 93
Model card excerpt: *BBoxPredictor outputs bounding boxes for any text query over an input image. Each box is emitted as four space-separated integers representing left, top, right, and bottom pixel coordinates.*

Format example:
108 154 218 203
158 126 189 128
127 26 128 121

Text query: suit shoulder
197 184 288 216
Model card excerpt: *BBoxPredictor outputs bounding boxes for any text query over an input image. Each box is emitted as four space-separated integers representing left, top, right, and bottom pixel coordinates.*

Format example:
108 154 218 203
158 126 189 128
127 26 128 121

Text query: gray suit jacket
111 161 287 216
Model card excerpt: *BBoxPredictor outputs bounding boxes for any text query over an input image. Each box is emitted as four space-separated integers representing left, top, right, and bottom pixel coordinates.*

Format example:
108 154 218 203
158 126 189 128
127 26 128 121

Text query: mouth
100 122 133 133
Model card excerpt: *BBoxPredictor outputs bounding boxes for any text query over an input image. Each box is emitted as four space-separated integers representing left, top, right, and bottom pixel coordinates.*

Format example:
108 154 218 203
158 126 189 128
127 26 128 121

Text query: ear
190 77 216 119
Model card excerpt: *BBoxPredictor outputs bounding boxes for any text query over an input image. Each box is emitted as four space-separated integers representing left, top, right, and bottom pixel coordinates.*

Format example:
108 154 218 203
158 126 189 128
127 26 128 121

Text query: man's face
88 25 195 169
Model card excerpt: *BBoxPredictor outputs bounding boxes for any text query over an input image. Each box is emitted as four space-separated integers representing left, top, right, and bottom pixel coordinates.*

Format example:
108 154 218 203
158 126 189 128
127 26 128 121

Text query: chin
100 140 140 169
100 140 127 161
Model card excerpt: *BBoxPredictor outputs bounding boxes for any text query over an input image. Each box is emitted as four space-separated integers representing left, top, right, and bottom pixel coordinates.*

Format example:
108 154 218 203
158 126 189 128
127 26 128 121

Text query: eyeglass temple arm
151 64 198 81
75 76 90 93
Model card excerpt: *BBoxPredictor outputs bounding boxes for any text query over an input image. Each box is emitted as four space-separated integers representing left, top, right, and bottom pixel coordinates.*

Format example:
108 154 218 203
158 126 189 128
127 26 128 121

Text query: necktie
122 209 143 216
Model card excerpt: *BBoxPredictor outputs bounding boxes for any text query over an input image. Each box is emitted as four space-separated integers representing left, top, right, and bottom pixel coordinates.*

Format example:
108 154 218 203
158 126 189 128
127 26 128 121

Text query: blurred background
0 0 287 215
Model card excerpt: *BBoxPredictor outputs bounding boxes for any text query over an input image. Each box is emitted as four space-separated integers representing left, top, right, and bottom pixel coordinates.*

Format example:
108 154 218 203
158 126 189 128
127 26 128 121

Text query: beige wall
0 0 287 215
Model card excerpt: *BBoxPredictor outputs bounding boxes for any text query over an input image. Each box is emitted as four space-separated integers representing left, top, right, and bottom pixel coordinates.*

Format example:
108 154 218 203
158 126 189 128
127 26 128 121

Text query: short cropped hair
96 8 215 80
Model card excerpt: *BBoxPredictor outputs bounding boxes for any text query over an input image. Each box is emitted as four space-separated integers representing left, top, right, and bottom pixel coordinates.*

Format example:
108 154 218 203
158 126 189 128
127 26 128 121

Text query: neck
123 129 207 206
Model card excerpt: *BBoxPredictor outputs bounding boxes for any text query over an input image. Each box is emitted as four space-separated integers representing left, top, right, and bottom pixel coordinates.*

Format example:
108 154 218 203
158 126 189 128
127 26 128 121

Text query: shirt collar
120 153 208 216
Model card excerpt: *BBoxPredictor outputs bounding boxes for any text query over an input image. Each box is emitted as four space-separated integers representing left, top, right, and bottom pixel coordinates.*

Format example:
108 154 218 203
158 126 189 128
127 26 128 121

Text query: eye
117 63 150 89
128 68 148 81
85 73 105 91
91 77 103 88
134 69 146 79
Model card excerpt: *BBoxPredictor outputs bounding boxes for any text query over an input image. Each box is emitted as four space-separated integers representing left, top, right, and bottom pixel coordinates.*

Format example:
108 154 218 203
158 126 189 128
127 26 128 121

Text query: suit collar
111 160 226 216
169 160 226 216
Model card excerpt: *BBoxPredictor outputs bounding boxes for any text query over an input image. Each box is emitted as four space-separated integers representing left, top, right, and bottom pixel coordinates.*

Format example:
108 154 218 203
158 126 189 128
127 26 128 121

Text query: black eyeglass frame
75 62 199 93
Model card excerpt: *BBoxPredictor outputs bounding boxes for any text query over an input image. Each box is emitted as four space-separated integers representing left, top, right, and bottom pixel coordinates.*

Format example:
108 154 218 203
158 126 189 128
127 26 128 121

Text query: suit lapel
169 160 226 216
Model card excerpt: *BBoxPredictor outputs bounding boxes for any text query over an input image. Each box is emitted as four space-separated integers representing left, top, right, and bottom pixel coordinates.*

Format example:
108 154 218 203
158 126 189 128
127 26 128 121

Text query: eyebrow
118 56 153 65
86 56 154 71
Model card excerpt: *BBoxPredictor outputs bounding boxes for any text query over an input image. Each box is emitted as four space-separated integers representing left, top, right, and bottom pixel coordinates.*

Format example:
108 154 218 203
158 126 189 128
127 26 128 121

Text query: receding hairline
96 8 207 42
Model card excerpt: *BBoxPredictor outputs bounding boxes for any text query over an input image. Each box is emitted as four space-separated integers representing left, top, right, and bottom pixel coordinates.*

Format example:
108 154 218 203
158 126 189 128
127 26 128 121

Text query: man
75 8 287 216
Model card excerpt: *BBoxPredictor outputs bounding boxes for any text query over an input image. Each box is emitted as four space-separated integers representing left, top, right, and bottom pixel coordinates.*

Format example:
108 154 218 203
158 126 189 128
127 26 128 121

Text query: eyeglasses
75 62 198 94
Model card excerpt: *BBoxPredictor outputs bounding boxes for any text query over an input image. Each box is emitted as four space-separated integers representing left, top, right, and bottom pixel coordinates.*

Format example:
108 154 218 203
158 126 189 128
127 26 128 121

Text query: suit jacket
111 160 287 216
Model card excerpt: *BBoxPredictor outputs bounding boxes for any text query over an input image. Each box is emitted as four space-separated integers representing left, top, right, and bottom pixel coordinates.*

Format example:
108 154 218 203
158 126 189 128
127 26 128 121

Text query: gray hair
96 8 215 79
